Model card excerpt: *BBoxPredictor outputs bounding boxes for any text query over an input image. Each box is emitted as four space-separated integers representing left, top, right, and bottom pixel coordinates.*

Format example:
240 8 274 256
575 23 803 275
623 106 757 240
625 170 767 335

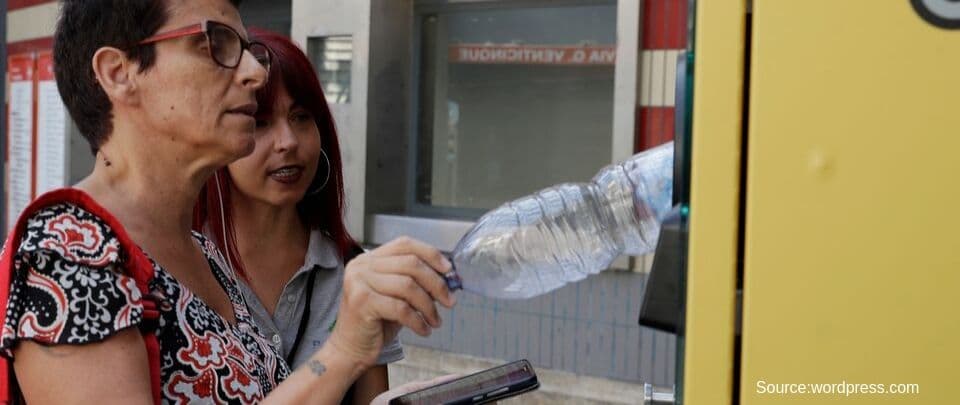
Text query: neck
75 123 220 247
231 194 309 274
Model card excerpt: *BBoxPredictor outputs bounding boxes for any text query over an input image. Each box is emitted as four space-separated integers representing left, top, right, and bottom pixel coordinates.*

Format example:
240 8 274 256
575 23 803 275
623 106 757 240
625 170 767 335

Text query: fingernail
442 256 453 271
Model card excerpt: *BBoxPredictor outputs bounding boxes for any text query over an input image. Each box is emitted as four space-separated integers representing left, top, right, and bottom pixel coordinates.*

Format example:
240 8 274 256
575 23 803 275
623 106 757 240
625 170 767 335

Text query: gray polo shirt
236 230 404 368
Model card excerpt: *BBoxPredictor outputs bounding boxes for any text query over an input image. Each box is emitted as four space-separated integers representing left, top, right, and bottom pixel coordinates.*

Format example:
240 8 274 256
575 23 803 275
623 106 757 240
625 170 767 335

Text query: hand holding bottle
328 237 457 368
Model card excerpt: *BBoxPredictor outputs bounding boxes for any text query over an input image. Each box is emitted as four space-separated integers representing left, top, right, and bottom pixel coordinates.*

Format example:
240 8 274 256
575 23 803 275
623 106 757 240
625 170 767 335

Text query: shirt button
272 334 282 347
286 295 297 304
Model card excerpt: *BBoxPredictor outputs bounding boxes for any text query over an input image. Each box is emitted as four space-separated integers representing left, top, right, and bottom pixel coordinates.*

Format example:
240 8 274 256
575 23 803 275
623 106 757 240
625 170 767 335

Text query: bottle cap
444 270 463 291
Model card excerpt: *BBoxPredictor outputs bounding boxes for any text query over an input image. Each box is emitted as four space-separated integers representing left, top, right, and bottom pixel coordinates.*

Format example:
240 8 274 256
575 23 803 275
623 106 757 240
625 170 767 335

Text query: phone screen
390 360 538 405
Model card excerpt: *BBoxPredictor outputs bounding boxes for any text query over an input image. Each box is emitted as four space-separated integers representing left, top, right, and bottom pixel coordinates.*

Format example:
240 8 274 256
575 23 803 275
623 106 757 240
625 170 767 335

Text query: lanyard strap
285 243 365 405
286 266 319 366
285 243 364 365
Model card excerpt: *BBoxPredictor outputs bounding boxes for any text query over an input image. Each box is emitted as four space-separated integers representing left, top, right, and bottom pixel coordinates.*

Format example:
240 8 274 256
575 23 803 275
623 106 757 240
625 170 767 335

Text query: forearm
268 237 454 404
352 365 390 405
262 344 368 405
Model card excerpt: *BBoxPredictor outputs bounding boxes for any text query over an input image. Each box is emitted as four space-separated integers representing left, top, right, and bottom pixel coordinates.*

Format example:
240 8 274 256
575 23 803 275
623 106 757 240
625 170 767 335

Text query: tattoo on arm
308 359 327 376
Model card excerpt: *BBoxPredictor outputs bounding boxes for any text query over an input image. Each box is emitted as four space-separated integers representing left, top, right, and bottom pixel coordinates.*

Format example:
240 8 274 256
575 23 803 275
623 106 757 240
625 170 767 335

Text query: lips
268 165 304 184
227 103 258 120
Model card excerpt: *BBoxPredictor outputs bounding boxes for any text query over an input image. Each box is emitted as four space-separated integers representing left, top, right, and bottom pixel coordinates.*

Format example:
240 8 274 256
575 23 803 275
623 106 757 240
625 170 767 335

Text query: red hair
193 28 356 279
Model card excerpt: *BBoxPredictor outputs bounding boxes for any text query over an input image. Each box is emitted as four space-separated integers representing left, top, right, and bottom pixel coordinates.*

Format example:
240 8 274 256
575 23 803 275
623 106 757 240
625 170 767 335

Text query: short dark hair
54 0 242 153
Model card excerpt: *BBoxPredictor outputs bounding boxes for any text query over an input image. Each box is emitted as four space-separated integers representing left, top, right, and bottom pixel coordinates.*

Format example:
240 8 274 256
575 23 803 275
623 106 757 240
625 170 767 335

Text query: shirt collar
303 229 340 270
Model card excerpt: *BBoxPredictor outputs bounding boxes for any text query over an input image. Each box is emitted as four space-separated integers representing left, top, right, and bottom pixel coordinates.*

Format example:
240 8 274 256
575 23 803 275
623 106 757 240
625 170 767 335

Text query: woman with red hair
194 29 416 403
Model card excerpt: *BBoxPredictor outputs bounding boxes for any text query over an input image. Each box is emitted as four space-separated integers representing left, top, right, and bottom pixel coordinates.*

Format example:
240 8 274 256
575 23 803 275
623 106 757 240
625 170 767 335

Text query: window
308 36 353 104
413 1 617 215
239 0 292 38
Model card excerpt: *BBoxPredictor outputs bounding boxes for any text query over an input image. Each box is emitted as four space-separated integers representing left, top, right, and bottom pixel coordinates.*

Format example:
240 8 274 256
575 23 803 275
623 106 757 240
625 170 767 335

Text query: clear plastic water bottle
447 142 674 299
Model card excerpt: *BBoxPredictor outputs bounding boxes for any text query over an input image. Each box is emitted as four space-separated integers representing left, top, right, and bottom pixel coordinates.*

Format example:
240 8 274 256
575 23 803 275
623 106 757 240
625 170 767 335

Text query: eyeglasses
139 20 271 72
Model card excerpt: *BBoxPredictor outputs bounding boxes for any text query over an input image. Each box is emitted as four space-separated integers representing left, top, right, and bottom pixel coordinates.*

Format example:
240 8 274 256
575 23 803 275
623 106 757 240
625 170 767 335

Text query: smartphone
389 359 540 405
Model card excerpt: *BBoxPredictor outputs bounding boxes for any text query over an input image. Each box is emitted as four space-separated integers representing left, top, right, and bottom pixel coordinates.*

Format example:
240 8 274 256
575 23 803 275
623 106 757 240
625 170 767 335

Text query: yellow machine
639 1 959 403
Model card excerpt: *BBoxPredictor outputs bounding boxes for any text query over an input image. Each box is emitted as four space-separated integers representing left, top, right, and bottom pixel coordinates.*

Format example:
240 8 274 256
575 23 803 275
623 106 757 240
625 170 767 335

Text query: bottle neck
593 141 675 256
624 141 675 221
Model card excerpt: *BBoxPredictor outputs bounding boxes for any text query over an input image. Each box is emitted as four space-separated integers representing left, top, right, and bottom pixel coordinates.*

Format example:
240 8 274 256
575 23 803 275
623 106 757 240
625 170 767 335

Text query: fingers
364 254 455 308
371 295 432 337
369 236 454 275
366 273 442 328
338 236 458 351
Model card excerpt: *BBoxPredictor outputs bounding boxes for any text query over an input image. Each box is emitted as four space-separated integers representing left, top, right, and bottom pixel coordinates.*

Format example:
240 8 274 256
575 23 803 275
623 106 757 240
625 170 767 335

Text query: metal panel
682 0 746 403
366 0 415 227
741 1 960 403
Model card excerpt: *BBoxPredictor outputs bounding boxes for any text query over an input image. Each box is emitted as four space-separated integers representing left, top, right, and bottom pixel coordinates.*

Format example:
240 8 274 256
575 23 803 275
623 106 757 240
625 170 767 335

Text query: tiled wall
400 270 677 385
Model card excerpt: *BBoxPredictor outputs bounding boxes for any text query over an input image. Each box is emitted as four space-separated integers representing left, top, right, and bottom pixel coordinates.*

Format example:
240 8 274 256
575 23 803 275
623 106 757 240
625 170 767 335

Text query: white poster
6 54 36 233
35 53 68 196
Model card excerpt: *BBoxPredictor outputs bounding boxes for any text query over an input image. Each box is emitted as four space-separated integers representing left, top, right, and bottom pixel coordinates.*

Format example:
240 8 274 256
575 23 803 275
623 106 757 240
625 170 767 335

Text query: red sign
7 54 34 82
449 44 616 66
37 51 55 81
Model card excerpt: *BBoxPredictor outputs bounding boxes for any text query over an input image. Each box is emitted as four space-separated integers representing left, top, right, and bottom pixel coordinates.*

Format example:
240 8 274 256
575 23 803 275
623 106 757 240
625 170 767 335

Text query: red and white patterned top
0 203 291 403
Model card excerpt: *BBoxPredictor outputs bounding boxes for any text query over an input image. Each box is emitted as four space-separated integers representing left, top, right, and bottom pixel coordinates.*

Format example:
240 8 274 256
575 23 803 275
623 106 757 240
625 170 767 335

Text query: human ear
91 46 140 106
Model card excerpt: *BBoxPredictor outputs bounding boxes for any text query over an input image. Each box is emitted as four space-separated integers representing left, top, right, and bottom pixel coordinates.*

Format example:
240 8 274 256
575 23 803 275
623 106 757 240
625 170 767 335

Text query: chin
224 133 256 159
268 194 304 209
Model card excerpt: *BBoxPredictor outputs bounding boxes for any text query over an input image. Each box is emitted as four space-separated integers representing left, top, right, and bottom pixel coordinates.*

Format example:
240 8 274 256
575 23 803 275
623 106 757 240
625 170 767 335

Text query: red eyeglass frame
139 20 270 70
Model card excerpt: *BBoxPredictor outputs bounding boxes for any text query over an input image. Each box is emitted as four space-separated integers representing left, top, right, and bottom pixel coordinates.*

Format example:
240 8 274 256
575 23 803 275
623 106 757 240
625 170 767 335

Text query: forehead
259 84 296 118
162 0 245 36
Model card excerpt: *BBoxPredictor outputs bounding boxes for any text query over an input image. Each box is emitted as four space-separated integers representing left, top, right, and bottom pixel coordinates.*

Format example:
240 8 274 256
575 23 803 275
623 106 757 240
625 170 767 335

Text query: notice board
6 53 36 233
35 51 69 196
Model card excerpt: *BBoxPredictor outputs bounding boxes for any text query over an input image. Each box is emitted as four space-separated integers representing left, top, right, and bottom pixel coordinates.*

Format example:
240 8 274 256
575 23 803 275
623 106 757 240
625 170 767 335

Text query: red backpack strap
0 188 161 405
0 215 26 404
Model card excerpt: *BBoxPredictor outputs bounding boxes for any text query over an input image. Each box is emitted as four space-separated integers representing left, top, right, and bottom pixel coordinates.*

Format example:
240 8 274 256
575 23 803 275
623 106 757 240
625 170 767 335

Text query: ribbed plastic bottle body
451 142 674 299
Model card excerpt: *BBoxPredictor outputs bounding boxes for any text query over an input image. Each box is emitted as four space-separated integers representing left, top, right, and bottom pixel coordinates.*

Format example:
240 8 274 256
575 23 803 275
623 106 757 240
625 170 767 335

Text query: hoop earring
307 149 331 196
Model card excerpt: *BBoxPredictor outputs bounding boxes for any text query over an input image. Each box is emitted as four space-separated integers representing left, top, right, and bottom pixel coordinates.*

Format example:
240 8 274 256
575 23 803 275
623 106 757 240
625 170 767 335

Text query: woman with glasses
193 29 402 404
0 1 453 404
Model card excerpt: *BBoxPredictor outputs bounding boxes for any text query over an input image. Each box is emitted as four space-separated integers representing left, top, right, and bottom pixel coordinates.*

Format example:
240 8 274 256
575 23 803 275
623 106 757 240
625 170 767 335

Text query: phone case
389 359 540 405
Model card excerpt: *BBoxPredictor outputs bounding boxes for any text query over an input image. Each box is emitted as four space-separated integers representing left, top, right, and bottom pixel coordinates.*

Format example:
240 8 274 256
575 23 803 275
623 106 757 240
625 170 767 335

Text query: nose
236 48 268 90
273 121 299 153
